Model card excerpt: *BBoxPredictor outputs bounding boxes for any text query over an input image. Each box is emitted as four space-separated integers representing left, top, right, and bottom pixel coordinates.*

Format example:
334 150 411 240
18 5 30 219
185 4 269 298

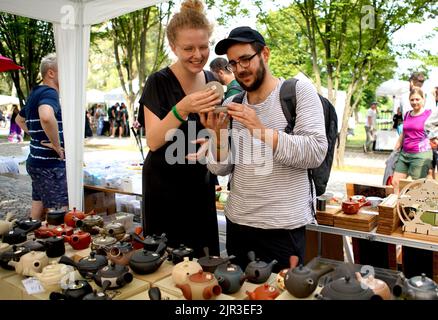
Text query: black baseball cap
215 26 266 55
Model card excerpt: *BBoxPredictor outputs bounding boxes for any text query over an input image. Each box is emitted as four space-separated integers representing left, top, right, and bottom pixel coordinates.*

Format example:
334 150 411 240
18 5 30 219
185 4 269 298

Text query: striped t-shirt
207 79 327 230
19 85 65 168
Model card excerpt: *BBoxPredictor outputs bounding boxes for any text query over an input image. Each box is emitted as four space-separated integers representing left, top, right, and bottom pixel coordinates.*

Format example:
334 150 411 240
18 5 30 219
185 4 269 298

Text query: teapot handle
247 251 256 262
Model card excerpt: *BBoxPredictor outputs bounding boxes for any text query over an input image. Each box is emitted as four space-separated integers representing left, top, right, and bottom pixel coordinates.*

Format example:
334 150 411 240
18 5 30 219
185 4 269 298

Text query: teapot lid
322 276 374 299
198 255 226 267
215 262 242 274
189 270 216 283
173 244 193 255
84 215 103 222
131 250 161 264
98 262 129 278
93 235 117 246
408 274 438 290
291 264 311 275
79 252 108 268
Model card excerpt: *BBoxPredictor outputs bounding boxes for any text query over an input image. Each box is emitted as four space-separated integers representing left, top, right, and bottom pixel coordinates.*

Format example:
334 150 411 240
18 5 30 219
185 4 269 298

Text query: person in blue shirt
209 57 243 99
16 53 68 220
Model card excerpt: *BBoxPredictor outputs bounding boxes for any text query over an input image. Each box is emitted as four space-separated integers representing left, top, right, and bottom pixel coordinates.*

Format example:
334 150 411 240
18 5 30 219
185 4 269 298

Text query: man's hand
41 140 65 160
227 102 265 135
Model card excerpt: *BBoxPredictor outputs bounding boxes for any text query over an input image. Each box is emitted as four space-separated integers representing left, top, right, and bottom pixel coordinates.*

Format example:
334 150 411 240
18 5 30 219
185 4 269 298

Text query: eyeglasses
227 52 259 72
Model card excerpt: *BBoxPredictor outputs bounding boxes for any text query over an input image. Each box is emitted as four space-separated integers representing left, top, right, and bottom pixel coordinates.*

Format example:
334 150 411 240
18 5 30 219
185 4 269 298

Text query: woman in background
9 104 23 142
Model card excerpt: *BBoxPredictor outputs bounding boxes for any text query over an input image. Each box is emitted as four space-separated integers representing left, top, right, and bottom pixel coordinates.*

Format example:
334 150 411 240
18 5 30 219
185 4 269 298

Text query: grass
345 123 366 149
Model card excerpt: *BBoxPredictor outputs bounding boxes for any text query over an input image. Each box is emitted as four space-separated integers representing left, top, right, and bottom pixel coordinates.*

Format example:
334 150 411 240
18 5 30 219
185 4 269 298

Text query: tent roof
0 0 165 25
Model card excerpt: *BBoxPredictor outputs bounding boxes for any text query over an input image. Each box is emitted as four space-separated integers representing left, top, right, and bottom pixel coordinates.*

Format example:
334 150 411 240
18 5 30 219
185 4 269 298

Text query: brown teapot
76 214 104 234
275 256 299 290
355 271 392 300
284 256 334 298
197 246 235 273
103 221 126 241
176 270 222 300
246 283 280 300
107 241 135 266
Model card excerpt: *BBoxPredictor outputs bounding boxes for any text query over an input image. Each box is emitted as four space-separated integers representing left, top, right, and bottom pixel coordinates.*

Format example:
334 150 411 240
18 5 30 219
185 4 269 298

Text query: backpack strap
279 78 317 217
279 78 299 134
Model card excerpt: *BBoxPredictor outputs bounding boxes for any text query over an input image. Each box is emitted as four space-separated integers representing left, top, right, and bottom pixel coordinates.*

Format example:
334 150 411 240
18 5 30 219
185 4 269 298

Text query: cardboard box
84 190 116 215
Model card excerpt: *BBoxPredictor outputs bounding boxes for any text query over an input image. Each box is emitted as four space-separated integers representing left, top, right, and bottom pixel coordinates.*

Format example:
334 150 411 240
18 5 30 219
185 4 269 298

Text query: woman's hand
199 111 229 135
176 88 221 118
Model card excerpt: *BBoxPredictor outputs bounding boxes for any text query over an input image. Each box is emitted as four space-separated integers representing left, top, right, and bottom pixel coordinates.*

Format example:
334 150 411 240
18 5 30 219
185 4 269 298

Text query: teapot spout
176 283 192 300
268 259 278 270
203 284 222 299
314 265 334 279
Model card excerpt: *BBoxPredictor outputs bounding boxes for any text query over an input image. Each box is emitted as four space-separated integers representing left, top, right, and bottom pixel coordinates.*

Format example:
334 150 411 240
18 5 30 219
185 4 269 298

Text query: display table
306 224 438 252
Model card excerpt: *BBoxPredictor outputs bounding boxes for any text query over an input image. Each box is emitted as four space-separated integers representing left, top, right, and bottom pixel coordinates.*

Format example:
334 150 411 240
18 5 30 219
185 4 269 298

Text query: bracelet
172 105 187 123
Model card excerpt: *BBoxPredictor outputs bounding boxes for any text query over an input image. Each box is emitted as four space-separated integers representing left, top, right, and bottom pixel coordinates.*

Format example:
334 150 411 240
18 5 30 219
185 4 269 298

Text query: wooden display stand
347 183 397 270
305 230 344 263
83 186 116 215
334 207 378 232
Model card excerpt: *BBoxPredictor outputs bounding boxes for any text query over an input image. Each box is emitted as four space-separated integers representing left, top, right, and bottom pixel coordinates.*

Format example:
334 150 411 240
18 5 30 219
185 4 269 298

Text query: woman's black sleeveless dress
139 67 219 257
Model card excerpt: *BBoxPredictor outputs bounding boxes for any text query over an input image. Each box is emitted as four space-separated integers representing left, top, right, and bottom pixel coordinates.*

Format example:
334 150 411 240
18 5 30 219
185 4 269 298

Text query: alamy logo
60 5 75 30
163 123 274 175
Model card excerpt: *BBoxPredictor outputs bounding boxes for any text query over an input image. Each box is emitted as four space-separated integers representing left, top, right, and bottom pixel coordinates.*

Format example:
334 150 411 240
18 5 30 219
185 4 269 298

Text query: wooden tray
334 207 378 232
316 206 342 226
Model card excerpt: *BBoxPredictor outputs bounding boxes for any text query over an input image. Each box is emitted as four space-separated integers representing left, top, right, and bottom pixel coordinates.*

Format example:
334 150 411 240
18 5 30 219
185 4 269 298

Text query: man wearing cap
201 26 327 271
364 101 378 153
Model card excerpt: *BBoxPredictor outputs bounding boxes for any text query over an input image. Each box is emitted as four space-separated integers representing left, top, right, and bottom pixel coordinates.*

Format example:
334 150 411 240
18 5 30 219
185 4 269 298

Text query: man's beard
236 62 266 92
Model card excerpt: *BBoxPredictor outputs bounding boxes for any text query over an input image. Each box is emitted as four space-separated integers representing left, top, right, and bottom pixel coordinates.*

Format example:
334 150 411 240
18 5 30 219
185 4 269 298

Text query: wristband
172 105 187 123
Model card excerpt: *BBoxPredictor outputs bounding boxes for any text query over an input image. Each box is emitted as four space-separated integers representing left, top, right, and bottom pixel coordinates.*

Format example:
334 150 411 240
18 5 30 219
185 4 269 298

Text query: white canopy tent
0 0 166 210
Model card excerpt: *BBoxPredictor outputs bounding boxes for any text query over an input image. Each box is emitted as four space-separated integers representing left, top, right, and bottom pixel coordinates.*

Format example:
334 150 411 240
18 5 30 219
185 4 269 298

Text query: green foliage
0 13 55 106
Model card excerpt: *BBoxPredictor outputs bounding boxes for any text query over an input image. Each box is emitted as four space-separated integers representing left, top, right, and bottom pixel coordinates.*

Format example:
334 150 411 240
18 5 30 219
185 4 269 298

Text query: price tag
22 277 45 295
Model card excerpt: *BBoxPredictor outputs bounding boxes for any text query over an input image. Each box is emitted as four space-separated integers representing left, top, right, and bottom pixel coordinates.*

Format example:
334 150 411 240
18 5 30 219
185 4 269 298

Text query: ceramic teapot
34 262 74 292
49 280 93 300
275 256 299 290
64 207 88 228
34 223 73 239
82 281 112 300
8 251 49 277
41 236 66 258
14 217 41 233
129 241 168 275
107 241 135 266
91 235 118 255
214 262 246 294
393 273 438 300
355 271 392 300
0 212 16 236
244 251 277 284
63 231 91 250
59 251 108 279
175 270 222 300
317 276 380 300
93 262 133 289
132 232 167 252
2 228 27 245
103 221 126 241
284 257 334 298
167 244 194 265
20 239 46 252
0 245 30 270
45 208 67 225
172 257 203 286
76 214 104 235
0 242 11 254
197 247 235 273
246 283 280 300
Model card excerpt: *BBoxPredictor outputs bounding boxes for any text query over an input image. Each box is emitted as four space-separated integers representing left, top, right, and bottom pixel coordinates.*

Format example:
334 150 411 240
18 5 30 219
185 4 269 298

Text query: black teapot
46 208 67 226
93 262 133 289
317 275 381 300
197 247 235 273
167 244 194 265
40 236 65 258
129 241 168 275
244 251 277 284
0 245 30 270
214 262 246 294
83 284 112 300
50 280 93 300
393 273 438 300
2 228 28 245
59 251 108 279
284 256 334 298
132 232 167 252
14 217 42 233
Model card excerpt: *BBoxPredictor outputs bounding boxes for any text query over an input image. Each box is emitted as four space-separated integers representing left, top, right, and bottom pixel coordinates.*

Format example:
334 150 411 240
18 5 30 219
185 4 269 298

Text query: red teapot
64 208 94 228
35 223 74 239
64 231 91 250
342 196 368 215
246 284 280 300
